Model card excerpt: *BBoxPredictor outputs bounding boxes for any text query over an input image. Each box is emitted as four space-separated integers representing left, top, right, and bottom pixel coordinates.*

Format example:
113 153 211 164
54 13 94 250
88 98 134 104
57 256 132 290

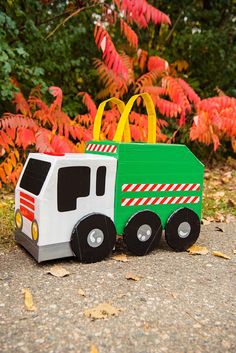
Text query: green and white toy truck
14 93 204 263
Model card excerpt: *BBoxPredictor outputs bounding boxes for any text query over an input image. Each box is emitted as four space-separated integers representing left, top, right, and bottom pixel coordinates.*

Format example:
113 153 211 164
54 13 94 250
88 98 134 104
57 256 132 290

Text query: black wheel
70 213 116 263
165 207 200 251
123 210 162 256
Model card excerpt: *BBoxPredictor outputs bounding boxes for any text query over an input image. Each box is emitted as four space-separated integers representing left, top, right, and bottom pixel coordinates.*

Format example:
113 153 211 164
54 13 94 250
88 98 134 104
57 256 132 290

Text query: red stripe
20 205 34 222
123 184 131 192
159 197 167 204
182 184 189 191
168 196 176 204
20 198 35 210
133 184 141 192
101 145 107 152
192 196 198 203
150 184 157 191
189 184 195 191
143 197 151 205
134 199 142 206
158 184 166 191
140 184 147 192
166 184 173 191
183 196 191 203
126 198 134 206
20 192 34 204
111 145 116 153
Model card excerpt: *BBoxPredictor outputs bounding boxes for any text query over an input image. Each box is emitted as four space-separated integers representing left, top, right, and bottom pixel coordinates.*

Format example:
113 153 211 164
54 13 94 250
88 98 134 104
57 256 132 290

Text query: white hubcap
87 229 104 248
137 224 152 242
178 222 191 238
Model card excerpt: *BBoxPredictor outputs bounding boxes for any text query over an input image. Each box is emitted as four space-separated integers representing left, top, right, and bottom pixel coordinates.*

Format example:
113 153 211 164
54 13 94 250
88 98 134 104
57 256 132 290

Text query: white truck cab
15 152 117 262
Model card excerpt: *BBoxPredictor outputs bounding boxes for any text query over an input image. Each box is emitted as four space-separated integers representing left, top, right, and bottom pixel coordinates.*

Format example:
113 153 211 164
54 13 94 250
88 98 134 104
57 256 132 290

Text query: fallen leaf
22 288 37 311
90 344 99 353
225 214 236 223
215 226 224 232
78 288 85 297
84 303 121 320
112 254 129 262
233 250 236 254
46 265 70 278
187 245 209 255
215 212 225 222
212 251 231 260
125 273 141 281
214 191 225 198
201 218 211 225
143 321 151 331
227 199 236 208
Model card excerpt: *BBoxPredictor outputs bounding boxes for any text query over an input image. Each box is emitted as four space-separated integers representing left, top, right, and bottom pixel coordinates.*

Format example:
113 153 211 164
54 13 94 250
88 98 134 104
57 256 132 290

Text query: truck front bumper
15 230 74 262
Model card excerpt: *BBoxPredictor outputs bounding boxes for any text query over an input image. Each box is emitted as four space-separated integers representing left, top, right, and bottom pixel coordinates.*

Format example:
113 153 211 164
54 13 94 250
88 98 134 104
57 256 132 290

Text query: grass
0 164 235 251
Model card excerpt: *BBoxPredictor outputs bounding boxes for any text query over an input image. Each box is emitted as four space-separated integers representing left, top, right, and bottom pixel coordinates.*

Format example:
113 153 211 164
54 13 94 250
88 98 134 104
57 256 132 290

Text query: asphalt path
0 222 235 353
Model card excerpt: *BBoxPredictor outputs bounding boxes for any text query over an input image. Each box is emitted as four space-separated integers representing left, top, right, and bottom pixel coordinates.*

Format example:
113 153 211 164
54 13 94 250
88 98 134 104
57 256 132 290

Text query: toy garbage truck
14 93 204 263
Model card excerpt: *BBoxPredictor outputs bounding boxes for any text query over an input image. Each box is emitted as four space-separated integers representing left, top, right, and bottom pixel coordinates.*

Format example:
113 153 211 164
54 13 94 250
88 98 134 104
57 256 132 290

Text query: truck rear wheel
70 214 116 263
165 207 200 251
123 210 162 256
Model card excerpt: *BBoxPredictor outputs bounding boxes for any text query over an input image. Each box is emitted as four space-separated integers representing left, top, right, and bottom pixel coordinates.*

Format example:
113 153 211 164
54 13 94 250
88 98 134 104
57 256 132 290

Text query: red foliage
190 96 236 150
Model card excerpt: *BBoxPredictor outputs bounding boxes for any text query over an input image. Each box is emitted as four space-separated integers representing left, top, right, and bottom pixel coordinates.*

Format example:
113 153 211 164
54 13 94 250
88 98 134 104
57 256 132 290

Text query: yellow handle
113 93 156 143
93 97 131 142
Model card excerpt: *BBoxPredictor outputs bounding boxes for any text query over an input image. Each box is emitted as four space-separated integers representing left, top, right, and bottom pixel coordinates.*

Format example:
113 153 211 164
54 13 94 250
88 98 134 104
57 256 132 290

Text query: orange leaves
190 97 236 150
120 19 138 49
94 25 128 80
78 92 97 119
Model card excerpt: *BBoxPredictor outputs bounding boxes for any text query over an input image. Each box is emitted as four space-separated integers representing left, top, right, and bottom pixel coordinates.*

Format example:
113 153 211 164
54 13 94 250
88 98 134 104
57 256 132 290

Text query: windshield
20 158 51 195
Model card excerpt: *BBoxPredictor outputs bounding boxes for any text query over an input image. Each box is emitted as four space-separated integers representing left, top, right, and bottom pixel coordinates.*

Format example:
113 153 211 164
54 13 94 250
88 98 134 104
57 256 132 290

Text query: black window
20 158 51 196
96 166 106 196
57 166 90 212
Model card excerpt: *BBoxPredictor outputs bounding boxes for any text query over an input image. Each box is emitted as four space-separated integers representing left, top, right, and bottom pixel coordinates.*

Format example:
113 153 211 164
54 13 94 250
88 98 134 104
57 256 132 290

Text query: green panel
86 141 204 235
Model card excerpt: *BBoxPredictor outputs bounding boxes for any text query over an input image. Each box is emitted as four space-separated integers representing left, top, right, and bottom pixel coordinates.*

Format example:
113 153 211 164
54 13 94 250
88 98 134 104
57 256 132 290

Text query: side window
96 166 106 196
57 166 90 212
20 158 51 196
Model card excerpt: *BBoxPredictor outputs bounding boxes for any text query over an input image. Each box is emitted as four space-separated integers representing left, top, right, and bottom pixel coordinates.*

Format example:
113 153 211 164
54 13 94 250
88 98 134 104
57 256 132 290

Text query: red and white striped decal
20 191 35 222
121 195 200 207
122 183 200 192
86 143 117 154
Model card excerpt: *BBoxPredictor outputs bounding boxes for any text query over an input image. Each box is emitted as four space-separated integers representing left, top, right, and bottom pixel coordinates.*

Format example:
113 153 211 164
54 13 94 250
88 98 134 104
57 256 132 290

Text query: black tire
70 213 116 263
165 207 200 251
123 210 162 256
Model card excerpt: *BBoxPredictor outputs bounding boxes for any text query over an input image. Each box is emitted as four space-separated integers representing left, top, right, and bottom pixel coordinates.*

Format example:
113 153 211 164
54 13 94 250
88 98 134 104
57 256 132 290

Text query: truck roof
27 152 116 163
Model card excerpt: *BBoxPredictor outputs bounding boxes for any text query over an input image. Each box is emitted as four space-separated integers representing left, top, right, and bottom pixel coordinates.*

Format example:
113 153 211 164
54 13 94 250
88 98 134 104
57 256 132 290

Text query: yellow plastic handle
93 97 131 142
113 93 157 144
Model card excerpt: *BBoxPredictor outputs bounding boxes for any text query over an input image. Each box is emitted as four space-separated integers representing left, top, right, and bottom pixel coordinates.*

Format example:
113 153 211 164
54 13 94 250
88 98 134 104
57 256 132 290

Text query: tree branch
46 3 102 40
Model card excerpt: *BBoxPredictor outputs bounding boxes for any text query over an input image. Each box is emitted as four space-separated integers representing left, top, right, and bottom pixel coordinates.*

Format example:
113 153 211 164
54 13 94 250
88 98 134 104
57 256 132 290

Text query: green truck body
86 140 204 234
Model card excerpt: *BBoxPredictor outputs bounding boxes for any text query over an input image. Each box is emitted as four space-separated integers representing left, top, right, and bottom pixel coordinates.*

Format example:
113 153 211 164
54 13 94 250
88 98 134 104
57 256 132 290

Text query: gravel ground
0 222 235 353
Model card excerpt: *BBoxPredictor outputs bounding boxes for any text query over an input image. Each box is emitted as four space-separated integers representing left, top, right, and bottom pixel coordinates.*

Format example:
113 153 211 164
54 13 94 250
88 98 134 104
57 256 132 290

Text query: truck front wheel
165 208 200 251
123 210 162 256
70 214 116 263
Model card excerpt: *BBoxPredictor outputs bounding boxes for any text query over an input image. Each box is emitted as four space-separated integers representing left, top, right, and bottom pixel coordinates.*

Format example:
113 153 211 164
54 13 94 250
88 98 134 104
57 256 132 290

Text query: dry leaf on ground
201 218 211 225
78 288 85 297
111 254 129 262
233 250 236 254
227 199 236 208
46 265 70 278
187 245 209 255
90 344 99 353
214 191 225 198
125 273 141 281
22 288 37 311
215 226 224 232
212 251 231 260
84 303 121 320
